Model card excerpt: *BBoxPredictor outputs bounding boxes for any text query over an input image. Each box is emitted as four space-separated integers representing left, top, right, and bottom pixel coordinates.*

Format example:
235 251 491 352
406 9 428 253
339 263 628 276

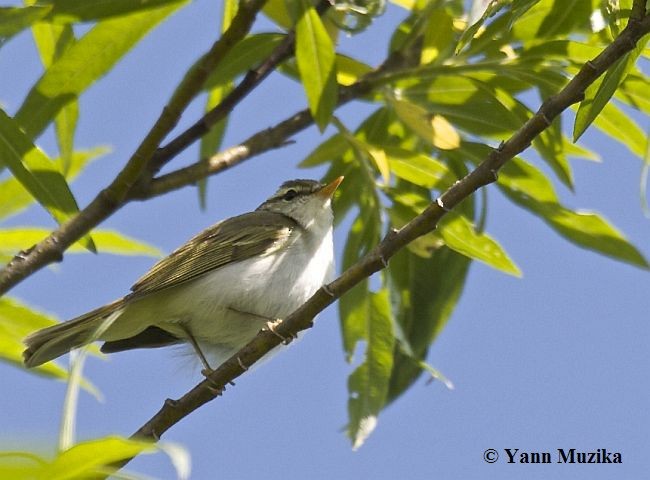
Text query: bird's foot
201 368 225 396
265 319 296 345
237 356 249 371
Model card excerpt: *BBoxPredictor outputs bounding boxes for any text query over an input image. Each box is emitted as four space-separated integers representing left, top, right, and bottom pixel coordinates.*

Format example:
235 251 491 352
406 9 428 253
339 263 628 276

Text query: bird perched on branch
23 177 343 374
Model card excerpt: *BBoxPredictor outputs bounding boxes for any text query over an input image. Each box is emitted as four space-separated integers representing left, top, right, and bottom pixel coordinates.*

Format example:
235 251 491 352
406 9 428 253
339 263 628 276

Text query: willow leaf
0 109 95 252
15 2 185 140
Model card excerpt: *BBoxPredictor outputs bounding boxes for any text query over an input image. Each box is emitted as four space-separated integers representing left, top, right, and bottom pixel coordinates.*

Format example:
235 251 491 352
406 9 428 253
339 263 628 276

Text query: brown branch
117 7 650 470
145 0 333 178
0 0 270 296
631 0 648 20
130 52 409 199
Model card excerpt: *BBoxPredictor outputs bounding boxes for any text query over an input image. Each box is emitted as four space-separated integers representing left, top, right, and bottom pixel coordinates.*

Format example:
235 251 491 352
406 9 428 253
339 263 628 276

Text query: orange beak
318 176 344 199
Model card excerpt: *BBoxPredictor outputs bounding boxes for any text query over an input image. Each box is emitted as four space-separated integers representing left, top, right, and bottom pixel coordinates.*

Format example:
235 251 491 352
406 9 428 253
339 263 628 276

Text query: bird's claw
201 368 225 396
265 319 295 345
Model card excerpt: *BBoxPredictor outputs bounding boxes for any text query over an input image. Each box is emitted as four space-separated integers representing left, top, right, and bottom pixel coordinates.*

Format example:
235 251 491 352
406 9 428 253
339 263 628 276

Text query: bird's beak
318 176 344 199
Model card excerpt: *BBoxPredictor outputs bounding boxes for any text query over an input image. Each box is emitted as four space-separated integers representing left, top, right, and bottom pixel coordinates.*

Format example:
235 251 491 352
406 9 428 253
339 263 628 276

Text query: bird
23 177 343 374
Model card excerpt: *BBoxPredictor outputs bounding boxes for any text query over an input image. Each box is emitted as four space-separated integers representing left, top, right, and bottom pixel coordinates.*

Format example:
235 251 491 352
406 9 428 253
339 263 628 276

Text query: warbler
23 177 343 373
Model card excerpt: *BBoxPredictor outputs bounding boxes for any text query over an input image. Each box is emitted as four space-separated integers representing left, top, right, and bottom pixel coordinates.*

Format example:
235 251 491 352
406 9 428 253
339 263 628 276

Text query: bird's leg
179 324 217 379
225 306 296 345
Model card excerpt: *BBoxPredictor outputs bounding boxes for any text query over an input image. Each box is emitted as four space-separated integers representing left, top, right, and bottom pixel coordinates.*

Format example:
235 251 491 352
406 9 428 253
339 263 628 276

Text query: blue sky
1 1 649 479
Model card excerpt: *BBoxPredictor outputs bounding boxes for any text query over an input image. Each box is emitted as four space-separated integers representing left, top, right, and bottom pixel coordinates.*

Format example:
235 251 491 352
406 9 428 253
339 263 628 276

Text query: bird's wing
129 211 297 297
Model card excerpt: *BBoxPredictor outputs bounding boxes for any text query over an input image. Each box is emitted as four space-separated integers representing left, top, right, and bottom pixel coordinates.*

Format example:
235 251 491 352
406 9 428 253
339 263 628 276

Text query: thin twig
145 0 333 178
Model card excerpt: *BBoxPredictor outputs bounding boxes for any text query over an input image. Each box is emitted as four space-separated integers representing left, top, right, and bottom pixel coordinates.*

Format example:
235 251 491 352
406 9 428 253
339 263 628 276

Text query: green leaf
421 8 453 63
299 133 349 167
387 241 471 403
45 0 188 23
347 288 395 450
616 72 650 116
197 0 238 209
493 88 573 188
0 6 42 37
0 436 189 480
574 37 646 142
0 296 66 380
15 2 185 140
0 6 51 41
339 208 381 359
202 33 286 90
521 39 603 64
295 0 338 131
438 213 522 277
48 437 156 479
262 0 292 29
588 101 647 158
456 0 509 54
335 54 372 86
385 146 451 189
0 297 98 394
400 76 522 136
30 19 78 173
0 109 95 252
0 147 109 221
502 157 647 267
0 227 161 263
390 98 461 150
563 137 600 162
513 0 595 40
459 142 647 268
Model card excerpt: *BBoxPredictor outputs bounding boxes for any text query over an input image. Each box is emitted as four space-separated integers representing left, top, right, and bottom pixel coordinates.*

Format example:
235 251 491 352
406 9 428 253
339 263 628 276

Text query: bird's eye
283 189 298 201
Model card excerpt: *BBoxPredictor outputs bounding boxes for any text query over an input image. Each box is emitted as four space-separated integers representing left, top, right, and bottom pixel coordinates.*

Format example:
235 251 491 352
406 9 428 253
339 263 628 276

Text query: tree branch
0 0 270 296
130 50 410 199
145 0 333 178
631 0 648 20
116 8 650 471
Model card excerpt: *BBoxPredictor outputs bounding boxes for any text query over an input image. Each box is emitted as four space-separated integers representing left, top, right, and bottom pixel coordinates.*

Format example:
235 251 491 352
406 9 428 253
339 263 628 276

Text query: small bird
23 177 343 373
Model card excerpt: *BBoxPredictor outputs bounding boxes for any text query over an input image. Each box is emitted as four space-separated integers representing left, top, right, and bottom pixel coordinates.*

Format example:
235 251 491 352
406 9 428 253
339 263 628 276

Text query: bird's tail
23 299 125 368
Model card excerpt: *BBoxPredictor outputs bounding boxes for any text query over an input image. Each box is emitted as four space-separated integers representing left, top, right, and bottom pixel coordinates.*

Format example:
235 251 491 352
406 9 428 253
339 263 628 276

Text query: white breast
197 225 334 319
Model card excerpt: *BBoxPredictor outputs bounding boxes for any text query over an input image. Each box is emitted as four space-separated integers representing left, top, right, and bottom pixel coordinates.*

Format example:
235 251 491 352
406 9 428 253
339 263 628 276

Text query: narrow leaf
391 99 461 150
0 6 51 41
0 109 95 252
339 209 381 359
299 133 349 167
574 39 645 142
0 296 97 392
336 54 372 86
438 213 522 277
295 0 338 131
421 8 453 63
387 241 471 403
262 0 292 29
457 0 509 54
203 33 286 90
48 437 156 479
0 147 109 221
197 0 238 209
385 146 451 189
46 0 187 23
459 142 648 268
347 288 395 450
15 2 185 140
0 227 161 263
503 156 648 268
31 20 78 173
